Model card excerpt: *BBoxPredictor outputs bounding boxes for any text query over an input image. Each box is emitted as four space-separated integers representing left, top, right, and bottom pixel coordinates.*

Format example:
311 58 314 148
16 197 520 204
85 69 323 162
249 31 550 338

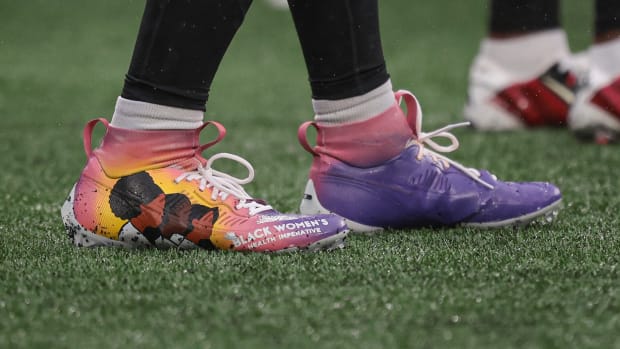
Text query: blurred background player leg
464 0 579 130
289 0 563 231
569 0 620 143
61 0 348 252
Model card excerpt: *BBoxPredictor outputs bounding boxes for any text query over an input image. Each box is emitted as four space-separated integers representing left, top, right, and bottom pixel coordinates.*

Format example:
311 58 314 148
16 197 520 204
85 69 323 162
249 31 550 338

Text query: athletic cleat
465 63 579 130
569 75 620 144
299 90 562 233
61 118 348 252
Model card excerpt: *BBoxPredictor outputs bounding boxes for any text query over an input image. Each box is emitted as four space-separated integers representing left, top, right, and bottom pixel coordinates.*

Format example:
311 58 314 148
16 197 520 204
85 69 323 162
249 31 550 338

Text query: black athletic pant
490 0 620 36
121 0 389 111
595 0 620 36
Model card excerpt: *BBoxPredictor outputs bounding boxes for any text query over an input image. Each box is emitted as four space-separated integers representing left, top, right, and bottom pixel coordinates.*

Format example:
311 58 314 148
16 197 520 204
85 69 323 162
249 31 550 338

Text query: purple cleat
298 90 562 233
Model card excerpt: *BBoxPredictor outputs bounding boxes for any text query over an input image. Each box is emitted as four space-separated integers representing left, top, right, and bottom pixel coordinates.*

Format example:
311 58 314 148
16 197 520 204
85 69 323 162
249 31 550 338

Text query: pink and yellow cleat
61 118 348 252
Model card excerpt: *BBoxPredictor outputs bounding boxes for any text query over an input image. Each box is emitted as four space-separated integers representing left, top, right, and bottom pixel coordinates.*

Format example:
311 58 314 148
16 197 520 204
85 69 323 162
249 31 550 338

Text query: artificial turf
1 1 619 348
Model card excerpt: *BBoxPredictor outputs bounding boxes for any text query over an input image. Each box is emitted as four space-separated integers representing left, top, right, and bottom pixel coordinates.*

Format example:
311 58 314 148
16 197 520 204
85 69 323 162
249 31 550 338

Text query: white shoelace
174 153 273 216
406 121 495 190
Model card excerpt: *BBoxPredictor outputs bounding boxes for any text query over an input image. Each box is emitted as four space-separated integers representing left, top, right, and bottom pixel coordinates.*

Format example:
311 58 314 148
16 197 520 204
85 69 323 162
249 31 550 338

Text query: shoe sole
570 97 620 144
62 184 348 252
461 198 563 228
301 180 562 232
573 126 619 144
273 230 348 253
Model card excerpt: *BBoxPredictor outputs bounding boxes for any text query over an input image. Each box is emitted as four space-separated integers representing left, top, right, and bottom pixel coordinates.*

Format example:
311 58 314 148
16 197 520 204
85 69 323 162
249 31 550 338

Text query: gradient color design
62 119 347 252
299 90 562 231
299 102 413 168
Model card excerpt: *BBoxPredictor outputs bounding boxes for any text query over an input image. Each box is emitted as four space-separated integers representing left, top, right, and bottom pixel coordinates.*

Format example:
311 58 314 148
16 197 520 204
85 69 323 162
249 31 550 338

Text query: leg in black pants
121 0 389 110
121 0 254 111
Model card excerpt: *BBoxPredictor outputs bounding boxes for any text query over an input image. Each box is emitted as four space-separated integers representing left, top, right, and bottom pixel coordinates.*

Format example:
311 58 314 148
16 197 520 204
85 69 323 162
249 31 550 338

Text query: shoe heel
300 179 383 234
61 184 129 248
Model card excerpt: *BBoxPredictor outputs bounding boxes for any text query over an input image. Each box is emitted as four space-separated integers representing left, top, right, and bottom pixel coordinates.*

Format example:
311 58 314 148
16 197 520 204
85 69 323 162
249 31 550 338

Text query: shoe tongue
94 125 203 177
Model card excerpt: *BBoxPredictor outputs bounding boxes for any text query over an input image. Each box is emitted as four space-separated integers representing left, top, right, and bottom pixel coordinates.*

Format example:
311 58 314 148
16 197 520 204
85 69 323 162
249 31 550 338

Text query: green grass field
1 1 619 348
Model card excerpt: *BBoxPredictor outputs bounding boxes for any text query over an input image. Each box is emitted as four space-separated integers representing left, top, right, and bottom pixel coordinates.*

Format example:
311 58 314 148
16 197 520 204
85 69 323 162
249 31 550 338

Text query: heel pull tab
83 118 109 157
197 121 227 153
297 121 319 156
395 89 423 134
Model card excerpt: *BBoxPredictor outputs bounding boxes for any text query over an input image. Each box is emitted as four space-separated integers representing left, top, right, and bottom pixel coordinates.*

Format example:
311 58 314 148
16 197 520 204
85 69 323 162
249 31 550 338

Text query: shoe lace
174 153 274 216
398 90 495 190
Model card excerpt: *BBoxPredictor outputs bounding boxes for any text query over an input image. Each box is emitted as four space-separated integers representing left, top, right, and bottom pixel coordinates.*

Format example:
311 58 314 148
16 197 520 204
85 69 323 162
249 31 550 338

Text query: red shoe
465 63 578 130
570 74 620 144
